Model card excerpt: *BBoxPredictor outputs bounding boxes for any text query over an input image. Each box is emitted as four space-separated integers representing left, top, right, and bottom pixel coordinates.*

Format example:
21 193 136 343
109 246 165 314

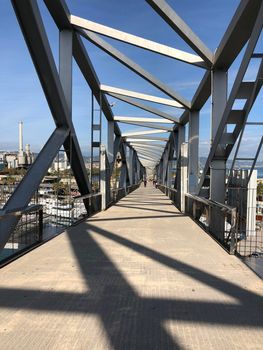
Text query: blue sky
0 0 262 160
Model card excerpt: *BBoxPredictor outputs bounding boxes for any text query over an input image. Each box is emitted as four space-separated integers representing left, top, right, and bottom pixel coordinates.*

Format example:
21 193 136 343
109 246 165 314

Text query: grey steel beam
78 29 190 109
175 126 185 189
191 70 211 111
137 150 160 159
188 110 199 193
180 71 211 125
119 151 129 189
126 135 169 141
101 85 184 108
116 120 173 131
122 129 169 137
198 4 263 195
138 153 158 161
133 148 163 157
0 127 69 249
109 136 122 175
107 121 114 163
130 148 165 156
114 116 173 124
179 0 261 124
214 0 263 69
210 70 227 203
108 93 180 123
59 29 73 112
12 0 91 197
73 34 121 136
71 15 206 68
44 0 71 29
132 146 165 154
100 145 107 210
129 139 165 149
44 0 142 164
135 153 162 162
146 0 214 65
162 144 171 185
119 163 127 189
44 0 121 136
129 142 165 148
127 147 135 185
127 139 166 144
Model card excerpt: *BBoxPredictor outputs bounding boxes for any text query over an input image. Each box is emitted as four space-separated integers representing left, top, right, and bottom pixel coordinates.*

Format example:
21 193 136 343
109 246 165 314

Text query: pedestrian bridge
1 185 262 350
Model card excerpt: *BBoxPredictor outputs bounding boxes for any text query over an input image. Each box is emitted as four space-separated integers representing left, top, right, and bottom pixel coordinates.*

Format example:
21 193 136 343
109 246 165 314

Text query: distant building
48 151 69 172
0 121 34 169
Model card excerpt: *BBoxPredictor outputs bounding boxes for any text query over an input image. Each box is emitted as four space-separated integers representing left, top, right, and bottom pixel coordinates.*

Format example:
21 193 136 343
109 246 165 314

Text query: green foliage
53 182 70 196
257 182 263 196
0 167 26 176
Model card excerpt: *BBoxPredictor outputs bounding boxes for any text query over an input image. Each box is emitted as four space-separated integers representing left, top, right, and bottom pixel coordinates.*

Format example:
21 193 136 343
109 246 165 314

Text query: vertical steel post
174 126 185 208
128 147 135 185
100 145 106 210
246 170 257 237
188 110 199 194
210 69 227 240
107 121 114 164
175 125 185 188
38 207 43 242
210 70 227 203
180 143 188 212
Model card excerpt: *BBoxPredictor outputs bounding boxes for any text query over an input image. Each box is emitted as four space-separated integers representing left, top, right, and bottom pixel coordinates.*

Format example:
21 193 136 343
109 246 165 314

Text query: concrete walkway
0 186 262 350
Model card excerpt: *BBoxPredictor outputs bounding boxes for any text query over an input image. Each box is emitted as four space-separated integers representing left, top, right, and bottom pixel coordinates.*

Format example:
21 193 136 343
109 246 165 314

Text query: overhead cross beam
101 85 184 108
132 148 163 158
126 136 169 141
73 34 121 136
71 15 207 68
137 149 161 157
146 0 214 65
133 144 163 153
122 129 169 137
117 120 173 131
44 0 121 136
78 29 191 109
129 142 165 150
114 116 173 124
108 93 180 123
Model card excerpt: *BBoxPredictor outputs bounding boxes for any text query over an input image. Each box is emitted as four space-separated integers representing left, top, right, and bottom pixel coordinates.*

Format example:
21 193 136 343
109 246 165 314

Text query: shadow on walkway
0 187 262 349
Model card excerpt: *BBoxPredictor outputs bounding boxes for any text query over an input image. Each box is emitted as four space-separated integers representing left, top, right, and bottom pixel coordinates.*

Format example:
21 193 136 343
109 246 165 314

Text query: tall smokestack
19 121 23 153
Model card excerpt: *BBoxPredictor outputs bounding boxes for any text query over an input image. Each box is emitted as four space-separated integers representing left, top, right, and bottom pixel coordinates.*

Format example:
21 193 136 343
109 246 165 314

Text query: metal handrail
73 192 101 201
184 192 237 254
185 193 236 214
0 204 43 220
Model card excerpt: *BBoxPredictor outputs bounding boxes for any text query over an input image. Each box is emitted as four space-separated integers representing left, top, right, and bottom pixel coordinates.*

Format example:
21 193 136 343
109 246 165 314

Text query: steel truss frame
0 0 262 249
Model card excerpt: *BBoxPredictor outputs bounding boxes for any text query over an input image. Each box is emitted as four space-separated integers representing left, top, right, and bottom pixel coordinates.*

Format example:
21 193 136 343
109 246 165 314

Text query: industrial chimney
18 121 26 166
19 121 23 153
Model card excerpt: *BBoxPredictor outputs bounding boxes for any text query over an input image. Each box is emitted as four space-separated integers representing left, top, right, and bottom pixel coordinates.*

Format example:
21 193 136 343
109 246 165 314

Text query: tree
257 182 263 196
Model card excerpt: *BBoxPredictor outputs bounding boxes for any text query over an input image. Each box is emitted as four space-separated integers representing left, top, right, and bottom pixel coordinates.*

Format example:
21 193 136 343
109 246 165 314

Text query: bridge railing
158 184 238 254
72 192 102 223
0 204 43 265
158 184 179 208
110 182 142 205
127 182 142 194
185 193 237 254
